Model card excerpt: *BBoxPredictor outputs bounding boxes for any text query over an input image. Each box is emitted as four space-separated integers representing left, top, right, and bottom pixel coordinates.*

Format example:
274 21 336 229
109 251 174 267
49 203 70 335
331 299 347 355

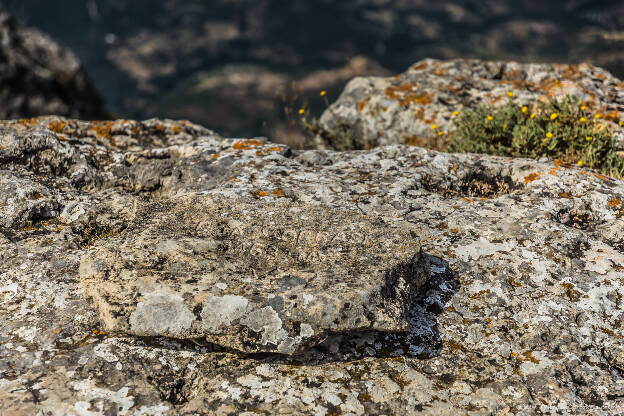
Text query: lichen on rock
2 60 624 415
79 193 430 354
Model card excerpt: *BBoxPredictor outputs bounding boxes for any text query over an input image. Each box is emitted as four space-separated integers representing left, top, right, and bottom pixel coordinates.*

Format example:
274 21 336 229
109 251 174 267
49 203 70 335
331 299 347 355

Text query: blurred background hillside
4 0 624 145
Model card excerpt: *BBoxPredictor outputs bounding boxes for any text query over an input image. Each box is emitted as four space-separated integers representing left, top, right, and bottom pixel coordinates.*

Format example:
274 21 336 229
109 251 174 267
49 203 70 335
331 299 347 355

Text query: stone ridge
316 58 624 151
79 194 430 354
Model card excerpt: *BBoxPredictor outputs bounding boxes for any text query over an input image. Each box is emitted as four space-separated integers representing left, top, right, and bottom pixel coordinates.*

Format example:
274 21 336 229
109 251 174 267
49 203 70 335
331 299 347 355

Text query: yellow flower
579 117 587 123
507 91 514 97
546 132 553 138
581 105 587 111
298 108 305 115
503 124 507 130
452 111 459 116
487 116 493 121
320 90 327 96
620 121 624 126
585 136 591 141
577 160 583 166
555 79 560 84
437 131 444 136
595 113 602 119
530 113 536 119
431 124 438 130
521 106 528 113
550 113 558 120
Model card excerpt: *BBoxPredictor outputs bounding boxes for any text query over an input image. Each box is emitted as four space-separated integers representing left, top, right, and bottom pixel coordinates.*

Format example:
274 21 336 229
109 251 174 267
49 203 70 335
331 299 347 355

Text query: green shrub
448 95 624 178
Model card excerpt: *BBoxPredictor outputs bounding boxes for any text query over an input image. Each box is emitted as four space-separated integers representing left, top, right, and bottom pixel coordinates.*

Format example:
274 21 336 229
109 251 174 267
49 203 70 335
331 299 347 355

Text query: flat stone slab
79 194 429 354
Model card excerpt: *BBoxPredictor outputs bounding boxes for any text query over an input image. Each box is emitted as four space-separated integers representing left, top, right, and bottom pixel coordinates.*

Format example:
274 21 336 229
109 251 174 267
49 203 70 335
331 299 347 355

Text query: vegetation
448 95 624 178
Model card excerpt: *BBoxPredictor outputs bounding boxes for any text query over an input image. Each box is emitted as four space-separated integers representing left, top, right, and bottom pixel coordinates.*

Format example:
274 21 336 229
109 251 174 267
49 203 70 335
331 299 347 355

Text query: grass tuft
448 95 624 178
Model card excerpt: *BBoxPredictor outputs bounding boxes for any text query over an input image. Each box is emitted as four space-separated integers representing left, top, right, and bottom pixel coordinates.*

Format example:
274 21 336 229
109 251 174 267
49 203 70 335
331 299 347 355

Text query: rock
0 9 106 119
316 58 624 151
1 61 624 413
6 1 624 142
80 194 429 354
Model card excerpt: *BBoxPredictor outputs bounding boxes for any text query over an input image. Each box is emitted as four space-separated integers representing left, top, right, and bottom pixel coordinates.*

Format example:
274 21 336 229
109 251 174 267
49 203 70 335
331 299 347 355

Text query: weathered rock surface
1 66 624 414
0 9 106 119
80 194 429 354
316 58 624 151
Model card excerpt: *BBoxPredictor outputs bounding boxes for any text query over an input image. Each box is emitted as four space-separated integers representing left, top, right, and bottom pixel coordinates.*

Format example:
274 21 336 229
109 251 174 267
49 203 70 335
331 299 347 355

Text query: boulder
80 194 429 354
315 58 624 151
0 10 106 119
1 62 624 413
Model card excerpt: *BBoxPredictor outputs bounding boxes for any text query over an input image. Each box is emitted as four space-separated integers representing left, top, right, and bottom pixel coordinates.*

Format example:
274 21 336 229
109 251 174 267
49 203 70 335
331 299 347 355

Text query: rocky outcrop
316 59 624 152
1 107 624 414
0 10 106 120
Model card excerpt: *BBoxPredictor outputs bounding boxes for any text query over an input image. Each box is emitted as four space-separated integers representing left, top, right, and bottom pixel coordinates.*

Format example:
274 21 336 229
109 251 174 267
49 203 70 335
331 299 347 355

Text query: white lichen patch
240 306 285 346
201 295 249 332
455 237 516 261
129 293 195 336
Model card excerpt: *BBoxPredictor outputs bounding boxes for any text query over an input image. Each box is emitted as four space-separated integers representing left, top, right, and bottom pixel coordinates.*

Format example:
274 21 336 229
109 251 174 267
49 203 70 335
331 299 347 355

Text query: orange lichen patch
227 176 240 183
553 159 570 168
256 150 266 156
232 139 263 150
48 120 68 134
510 351 540 364
405 136 424 146
558 193 571 199
461 197 473 203
561 283 587 301
384 84 433 108
450 229 459 233
255 190 269 197
271 189 285 197
608 198 622 207
358 99 368 112
53 328 62 334
92 330 107 336
89 121 114 140
170 125 184 134
266 146 283 152
55 226 63 232
17 118 38 126
433 66 447 76
385 83 414 100
521 351 541 364
211 153 220 159
603 110 620 122
154 123 165 131
411 61 429 71
591 172 610 181
523 172 542 183
446 340 468 353
547 167 560 176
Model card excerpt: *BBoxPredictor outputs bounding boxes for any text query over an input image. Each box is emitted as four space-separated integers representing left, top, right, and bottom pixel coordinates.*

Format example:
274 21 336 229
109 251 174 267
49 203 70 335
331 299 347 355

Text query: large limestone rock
1 63 624 413
80 194 429 354
316 58 624 151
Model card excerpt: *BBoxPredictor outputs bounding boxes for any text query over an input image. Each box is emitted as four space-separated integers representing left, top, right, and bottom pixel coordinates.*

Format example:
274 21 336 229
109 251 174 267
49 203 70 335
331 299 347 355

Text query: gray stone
1 60 624 414
315 58 624 152
79 194 429 354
